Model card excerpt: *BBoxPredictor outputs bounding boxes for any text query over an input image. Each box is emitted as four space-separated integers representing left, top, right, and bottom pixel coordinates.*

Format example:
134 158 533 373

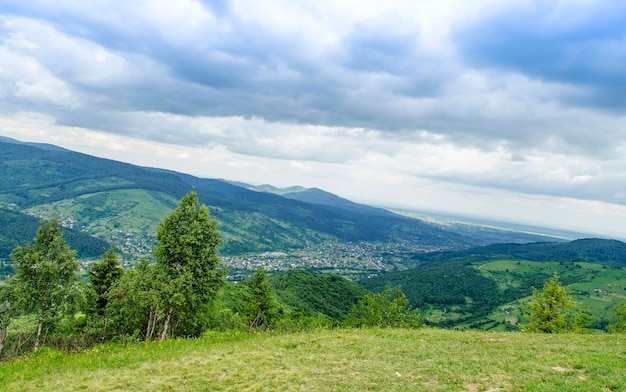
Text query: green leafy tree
608 302 626 333
0 281 16 357
152 190 224 339
522 272 591 333
347 287 422 329
88 246 123 314
10 218 79 349
105 258 178 341
243 267 280 331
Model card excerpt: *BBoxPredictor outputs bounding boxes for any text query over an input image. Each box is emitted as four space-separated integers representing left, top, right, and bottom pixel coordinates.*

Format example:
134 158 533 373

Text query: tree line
0 191 425 360
1 191 624 360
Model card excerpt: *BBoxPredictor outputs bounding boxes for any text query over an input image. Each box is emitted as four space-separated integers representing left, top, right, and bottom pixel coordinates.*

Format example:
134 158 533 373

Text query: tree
88 245 123 314
0 281 16 357
347 287 422 329
152 190 224 339
522 272 591 333
608 302 626 333
243 267 280 331
10 218 79 349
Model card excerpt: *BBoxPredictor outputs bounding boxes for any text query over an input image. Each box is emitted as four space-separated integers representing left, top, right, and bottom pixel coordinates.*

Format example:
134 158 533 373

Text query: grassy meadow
1 328 624 391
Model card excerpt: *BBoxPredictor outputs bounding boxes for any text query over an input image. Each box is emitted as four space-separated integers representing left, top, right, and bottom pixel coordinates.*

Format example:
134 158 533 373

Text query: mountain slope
269 270 368 319
411 238 626 266
0 208 110 277
361 238 626 330
0 137 476 259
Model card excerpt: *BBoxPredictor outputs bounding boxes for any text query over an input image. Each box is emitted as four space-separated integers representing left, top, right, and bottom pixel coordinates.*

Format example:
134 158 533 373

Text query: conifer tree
523 272 591 333
243 267 280 331
89 245 123 314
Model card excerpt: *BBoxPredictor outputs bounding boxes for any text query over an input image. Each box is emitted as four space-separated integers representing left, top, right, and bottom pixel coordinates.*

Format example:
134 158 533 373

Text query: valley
1 136 625 333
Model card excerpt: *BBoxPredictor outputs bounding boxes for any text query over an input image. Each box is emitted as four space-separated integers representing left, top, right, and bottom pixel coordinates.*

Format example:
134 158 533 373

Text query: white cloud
1 0 626 238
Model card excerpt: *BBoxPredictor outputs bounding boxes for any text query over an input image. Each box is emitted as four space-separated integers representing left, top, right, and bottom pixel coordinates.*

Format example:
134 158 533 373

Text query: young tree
89 245 123 314
347 287 421 329
152 190 224 338
243 267 280 331
10 218 79 349
522 272 591 333
608 302 626 333
105 258 184 341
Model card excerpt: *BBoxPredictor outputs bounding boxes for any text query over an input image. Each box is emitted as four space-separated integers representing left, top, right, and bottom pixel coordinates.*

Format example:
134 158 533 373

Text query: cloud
1 0 626 222
456 1 626 109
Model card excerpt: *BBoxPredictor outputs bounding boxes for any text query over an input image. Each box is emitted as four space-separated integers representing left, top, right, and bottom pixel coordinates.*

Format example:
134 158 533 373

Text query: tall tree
152 190 224 338
10 218 78 349
522 272 591 333
243 267 280 331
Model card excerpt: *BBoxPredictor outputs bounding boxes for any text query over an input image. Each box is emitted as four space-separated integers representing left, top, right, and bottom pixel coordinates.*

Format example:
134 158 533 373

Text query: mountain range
0 135 563 267
2 135 626 330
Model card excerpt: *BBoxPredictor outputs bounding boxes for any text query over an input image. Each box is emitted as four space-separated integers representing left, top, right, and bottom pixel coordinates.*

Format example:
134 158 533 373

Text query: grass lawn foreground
1 328 625 391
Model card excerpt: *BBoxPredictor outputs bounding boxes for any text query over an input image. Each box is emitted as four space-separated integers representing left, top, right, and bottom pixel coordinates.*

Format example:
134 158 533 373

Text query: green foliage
412 238 626 267
269 270 367 319
0 208 109 271
361 262 501 326
10 218 79 349
88 246 123 314
103 259 150 340
0 280 16 356
608 302 626 333
346 287 422 328
102 191 226 342
522 273 592 333
242 267 280 331
271 311 333 333
105 258 182 341
152 190 224 338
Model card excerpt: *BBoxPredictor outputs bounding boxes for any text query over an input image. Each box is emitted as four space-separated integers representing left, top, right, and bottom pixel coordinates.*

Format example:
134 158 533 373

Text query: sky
1 0 625 239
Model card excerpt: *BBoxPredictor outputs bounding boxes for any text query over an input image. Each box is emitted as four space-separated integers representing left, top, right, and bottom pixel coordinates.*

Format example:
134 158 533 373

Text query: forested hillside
269 270 367 319
362 240 626 330
410 238 626 266
0 208 109 277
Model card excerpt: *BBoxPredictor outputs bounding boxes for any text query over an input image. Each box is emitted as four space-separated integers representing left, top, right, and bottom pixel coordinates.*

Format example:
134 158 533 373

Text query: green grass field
1 328 624 391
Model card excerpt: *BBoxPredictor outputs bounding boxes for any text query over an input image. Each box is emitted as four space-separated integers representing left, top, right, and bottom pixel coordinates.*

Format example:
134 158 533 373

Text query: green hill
1 328 624 391
362 239 626 330
411 238 626 266
0 208 109 277
0 136 478 262
269 270 368 319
